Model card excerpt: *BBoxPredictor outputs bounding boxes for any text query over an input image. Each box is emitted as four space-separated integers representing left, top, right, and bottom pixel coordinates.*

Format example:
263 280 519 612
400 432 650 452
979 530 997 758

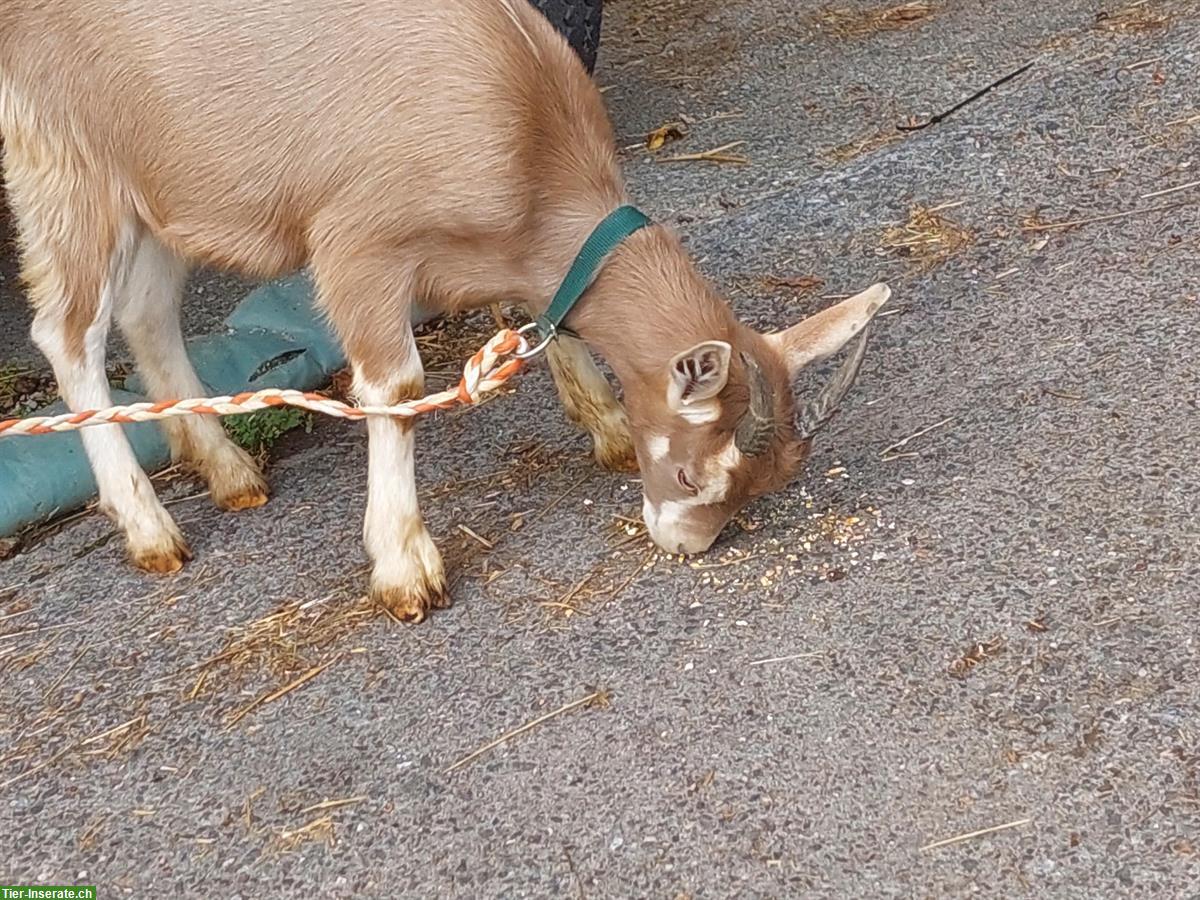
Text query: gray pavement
3 0 1200 896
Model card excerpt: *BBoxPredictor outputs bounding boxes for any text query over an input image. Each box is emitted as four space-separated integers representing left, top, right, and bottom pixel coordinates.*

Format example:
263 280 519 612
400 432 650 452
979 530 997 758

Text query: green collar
519 205 652 356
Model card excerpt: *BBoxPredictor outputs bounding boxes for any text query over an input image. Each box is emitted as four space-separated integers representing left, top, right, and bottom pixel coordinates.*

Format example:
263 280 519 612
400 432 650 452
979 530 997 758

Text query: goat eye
677 469 698 494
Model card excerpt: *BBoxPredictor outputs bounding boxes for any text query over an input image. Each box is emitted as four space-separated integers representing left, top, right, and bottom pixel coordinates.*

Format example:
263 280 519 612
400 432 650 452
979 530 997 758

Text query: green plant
223 407 313 456
0 364 55 418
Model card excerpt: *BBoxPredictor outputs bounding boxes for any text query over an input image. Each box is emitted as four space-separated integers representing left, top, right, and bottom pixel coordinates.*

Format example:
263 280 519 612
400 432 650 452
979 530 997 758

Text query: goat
0 0 889 622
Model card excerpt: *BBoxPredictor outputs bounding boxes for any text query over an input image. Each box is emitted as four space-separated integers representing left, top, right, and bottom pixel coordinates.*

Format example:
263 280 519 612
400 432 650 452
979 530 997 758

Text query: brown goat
0 0 889 621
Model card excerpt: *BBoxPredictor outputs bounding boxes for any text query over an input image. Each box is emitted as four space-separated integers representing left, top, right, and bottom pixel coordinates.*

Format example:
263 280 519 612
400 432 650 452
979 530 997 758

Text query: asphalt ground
3 0 1200 896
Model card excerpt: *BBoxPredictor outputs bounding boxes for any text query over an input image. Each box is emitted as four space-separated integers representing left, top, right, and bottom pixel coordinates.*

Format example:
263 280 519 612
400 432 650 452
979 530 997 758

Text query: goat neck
563 224 747 383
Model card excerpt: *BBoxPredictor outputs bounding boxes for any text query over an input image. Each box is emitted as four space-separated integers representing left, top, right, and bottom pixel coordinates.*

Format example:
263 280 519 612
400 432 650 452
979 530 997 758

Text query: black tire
527 0 603 73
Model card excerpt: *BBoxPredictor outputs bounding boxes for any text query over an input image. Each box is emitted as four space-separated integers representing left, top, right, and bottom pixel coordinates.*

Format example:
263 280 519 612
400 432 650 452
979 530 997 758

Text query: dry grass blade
80 715 151 758
540 572 598 616
606 546 659 605
445 689 610 773
79 724 142 748
875 1 935 26
1096 3 1169 33
920 817 1033 851
457 524 494 550
77 814 112 851
1163 112 1200 128
1042 387 1085 401
658 141 749 165
43 645 90 701
825 128 903 164
880 204 974 271
181 596 378 691
529 471 592 524
748 652 821 667
269 815 337 853
1025 612 1049 633
879 417 955 460
689 551 761 570
816 2 936 39
758 274 825 296
225 655 342 728
0 621 88 643
0 742 77 791
3 640 56 674
1020 201 1184 232
949 637 1004 678
244 787 267 833
1140 179 1200 200
299 795 367 816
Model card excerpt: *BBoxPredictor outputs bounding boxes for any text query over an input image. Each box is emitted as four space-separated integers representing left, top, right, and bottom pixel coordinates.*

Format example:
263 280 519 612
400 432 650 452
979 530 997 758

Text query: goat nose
659 528 717 556
675 536 715 555
643 497 717 555
647 529 711 556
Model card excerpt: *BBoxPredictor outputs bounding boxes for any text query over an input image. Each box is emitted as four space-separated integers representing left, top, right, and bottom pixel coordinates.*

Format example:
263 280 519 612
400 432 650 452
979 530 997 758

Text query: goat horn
734 352 776 456
797 327 871 440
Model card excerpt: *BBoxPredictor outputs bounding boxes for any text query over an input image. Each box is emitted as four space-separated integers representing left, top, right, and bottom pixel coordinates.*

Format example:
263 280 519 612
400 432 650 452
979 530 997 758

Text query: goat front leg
314 253 447 622
543 334 637 472
355 356 448 622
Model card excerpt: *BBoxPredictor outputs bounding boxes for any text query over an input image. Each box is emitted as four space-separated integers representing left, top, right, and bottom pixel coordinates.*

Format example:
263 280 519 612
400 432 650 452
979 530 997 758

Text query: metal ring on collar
513 321 556 360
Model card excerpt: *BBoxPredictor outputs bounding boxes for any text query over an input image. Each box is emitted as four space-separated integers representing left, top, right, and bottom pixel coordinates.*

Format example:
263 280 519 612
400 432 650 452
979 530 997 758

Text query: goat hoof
209 457 270 512
214 483 270 512
372 578 449 624
129 530 192 575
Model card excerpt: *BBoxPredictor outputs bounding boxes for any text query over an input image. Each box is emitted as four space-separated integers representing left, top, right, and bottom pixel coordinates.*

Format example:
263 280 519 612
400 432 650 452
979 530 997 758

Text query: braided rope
0 328 528 438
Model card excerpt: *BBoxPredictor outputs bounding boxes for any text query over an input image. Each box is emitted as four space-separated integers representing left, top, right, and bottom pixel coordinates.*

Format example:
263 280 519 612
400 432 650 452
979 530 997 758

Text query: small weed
0 364 55 418
224 407 313 456
1 362 130 418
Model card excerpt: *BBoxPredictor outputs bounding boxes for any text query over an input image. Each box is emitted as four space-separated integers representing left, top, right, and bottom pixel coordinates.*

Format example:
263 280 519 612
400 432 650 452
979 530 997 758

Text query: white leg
544 335 636 471
29 230 190 573
354 336 448 622
312 250 447 622
114 233 268 511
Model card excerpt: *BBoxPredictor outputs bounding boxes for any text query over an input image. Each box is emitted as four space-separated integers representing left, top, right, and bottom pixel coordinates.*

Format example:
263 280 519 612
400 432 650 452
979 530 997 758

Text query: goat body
0 0 888 620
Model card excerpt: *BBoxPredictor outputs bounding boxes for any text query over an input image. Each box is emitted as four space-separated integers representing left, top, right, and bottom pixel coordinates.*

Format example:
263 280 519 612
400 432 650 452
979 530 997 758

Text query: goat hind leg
114 233 268 512
11 192 189 572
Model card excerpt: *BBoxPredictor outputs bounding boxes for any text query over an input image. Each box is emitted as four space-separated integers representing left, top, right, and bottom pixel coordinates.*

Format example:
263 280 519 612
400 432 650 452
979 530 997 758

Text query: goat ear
667 340 732 410
766 283 890 377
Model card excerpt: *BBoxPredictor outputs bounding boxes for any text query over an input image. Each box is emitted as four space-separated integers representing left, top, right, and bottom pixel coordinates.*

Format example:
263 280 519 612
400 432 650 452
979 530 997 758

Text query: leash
0 329 527 437
516 205 651 357
0 207 652 438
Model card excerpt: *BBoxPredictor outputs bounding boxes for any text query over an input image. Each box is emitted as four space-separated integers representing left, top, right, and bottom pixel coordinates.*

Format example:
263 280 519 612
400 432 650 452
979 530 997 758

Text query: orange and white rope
0 328 528 438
